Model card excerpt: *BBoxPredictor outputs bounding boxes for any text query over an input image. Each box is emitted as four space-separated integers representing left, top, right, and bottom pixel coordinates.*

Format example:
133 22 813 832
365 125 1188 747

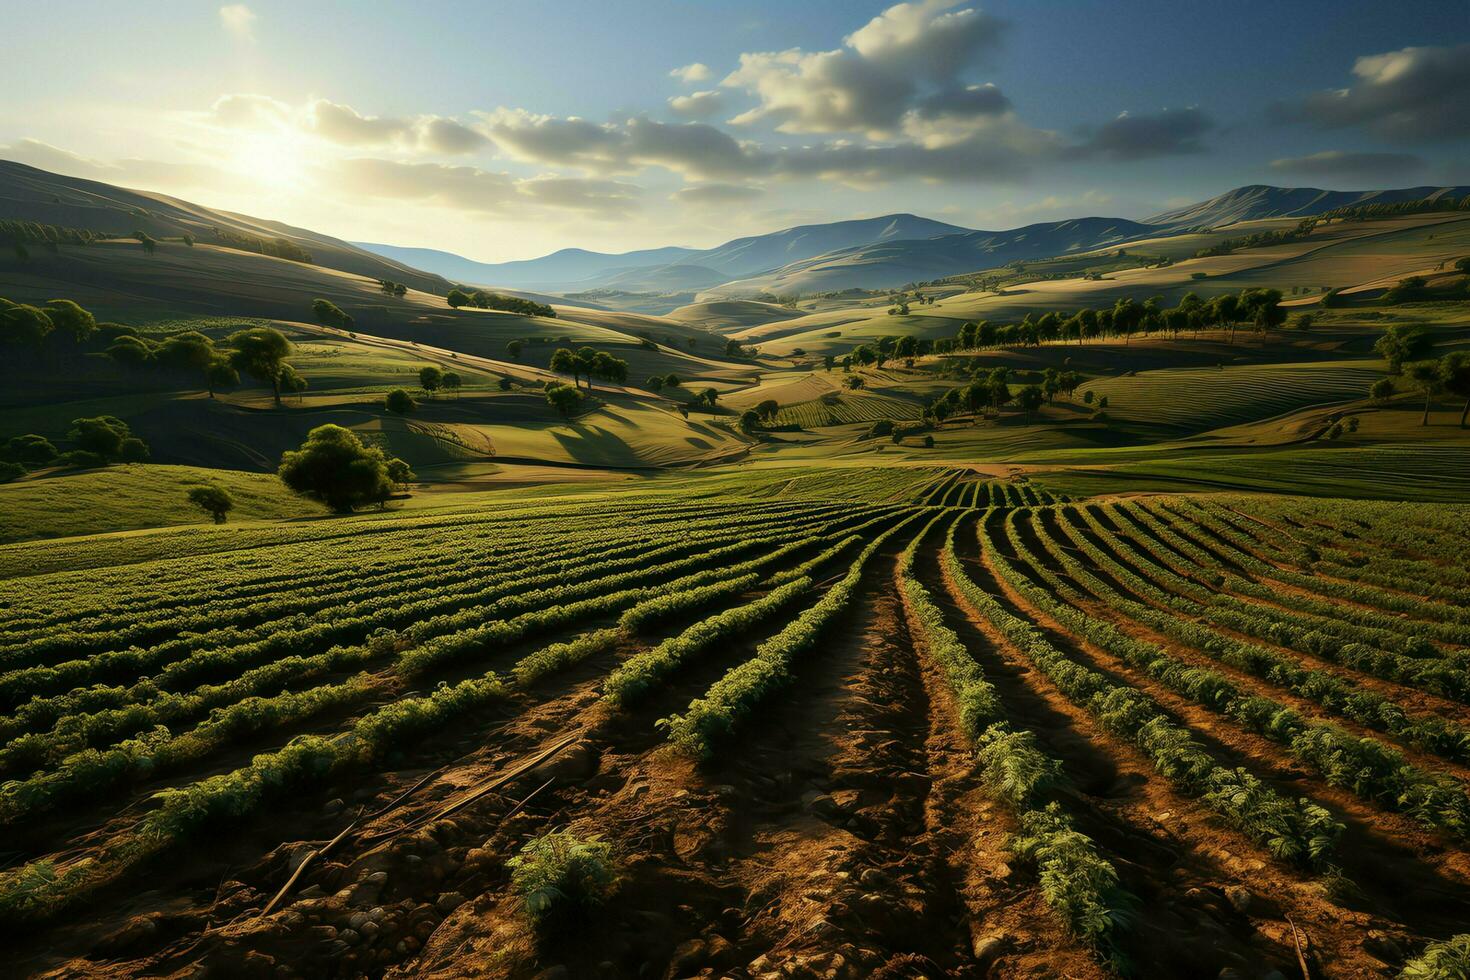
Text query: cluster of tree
1 219 104 257
376 280 409 297
950 289 1286 351
1319 194 1470 224
215 229 313 264
1401 353 1470 427
447 289 556 318
723 338 757 358
646 373 682 392
1194 218 1317 258
416 365 463 399
1383 274 1470 305
0 296 102 350
311 297 355 330
549 346 629 389
0 416 153 483
278 424 413 512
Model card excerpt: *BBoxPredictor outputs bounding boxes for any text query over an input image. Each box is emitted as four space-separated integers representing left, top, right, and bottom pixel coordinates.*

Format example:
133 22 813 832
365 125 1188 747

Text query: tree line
448 289 556 318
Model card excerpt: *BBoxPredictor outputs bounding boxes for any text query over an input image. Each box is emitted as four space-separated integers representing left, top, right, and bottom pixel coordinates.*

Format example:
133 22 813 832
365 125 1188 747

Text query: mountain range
355 183 1469 300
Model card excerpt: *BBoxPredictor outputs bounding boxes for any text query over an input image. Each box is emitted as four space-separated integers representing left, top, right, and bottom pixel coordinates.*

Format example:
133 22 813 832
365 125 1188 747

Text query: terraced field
2 473 1467 978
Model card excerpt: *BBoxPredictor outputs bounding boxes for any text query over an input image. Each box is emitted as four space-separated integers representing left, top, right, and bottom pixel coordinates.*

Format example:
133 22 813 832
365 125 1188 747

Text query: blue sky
2 0 1466 260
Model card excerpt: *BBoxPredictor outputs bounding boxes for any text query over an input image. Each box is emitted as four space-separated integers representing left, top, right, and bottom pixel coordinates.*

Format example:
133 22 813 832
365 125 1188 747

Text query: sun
230 131 306 189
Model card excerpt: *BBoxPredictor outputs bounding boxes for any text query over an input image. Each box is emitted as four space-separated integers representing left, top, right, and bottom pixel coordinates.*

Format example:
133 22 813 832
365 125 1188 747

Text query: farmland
0 468 1465 977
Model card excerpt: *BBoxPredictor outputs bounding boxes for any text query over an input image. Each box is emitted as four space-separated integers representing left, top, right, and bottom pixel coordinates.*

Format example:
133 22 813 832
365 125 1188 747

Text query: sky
1 0 1467 262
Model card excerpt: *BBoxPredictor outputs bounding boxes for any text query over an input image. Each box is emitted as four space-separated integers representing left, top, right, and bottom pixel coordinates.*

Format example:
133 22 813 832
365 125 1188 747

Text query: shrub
1400 934 1470 979
507 831 618 926
0 461 22 484
384 388 416 414
186 485 234 524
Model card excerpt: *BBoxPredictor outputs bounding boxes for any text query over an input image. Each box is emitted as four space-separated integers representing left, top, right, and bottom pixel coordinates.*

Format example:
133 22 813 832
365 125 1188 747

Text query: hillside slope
0 160 452 294
1146 183 1470 228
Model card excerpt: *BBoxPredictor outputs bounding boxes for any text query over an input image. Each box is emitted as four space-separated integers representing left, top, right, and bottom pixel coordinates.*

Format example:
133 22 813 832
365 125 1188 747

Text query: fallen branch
258 811 361 918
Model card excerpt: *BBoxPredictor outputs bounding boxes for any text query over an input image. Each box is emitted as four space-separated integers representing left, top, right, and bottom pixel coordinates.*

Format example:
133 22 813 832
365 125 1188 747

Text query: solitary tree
278 424 395 513
186 485 235 524
442 371 463 398
1374 325 1430 374
447 288 471 309
698 388 719 410
311 298 353 330
386 457 416 491
1016 384 1045 423
739 409 762 434
756 399 780 422
1369 377 1395 403
546 383 583 417
506 339 524 360
1439 351 1470 428
385 388 416 414
228 327 295 406
1406 360 1442 426
419 365 444 398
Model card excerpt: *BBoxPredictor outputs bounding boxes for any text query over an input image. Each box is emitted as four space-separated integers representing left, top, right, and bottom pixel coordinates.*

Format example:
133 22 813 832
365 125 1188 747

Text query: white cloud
329 158 639 218
667 90 727 120
204 94 487 155
670 63 712 84
1274 44 1470 141
219 4 256 41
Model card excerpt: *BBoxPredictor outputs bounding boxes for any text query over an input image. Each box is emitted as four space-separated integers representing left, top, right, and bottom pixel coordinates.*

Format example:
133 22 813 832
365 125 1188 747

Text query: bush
186 485 235 524
0 461 22 484
3 434 57 466
384 388 416 414
507 831 618 926
278 424 394 513
1400 934 1470 979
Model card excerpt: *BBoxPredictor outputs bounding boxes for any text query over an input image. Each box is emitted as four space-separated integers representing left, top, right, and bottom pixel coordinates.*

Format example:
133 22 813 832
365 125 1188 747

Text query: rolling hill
1144 183 1470 228
0 160 453 294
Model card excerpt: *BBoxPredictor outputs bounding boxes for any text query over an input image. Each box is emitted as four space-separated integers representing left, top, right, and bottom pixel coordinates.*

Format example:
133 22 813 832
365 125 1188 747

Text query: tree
1369 377 1395 403
419 365 444 397
186 485 234 524
845 376 865 390
205 359 239 399
1405 360 1442 426
545 382 583 417
43 299 96 343
4 434 57 466
739 409 762 434
134 231 157 254
647 375 665 393
228 327 295 406
1016 385 1044 423
0 302 53 348
311 298 353 330
756 399 780 422
1439 351 1470 428
1289 312 1315 332
442 372 463 398
447 288 471 309
278 424 395 513
69 416 132 458
1211 293 1241 342
385 388 416 414
698 387 719 410
550 347 580 387
106 335 154 368
278 364 308 403
498 376 513 391
506 339 524 360
1374 325 1430 374
386 457 416 491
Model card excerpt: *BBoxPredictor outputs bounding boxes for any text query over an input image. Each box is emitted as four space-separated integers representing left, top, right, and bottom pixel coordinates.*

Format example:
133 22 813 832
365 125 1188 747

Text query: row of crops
2 478 1468 973
774 390 924 428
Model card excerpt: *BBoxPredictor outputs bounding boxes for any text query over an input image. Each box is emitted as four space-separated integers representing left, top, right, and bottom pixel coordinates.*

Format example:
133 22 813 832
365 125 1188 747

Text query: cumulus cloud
1273 44 1470 141
670 63 712 84
722 0 1006 136
207 93 292 130
671 183 766 205
478 108 622 168
329 158 638 218
219 4 256 41
204 95 487 154
667 90 726 120
1269 150 1425 180
1072 107 1213 159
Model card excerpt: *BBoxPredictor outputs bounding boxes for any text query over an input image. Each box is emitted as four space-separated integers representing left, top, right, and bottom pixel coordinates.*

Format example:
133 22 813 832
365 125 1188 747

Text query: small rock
360 920 380 941
436 892 466 914
308 924 338 942
347 911 369 930
972 930 1009 966
323 798 345 815
669 939 707 974
858 868 891 888
1223 886 1252 913
298 885 325 899
339 929 360 946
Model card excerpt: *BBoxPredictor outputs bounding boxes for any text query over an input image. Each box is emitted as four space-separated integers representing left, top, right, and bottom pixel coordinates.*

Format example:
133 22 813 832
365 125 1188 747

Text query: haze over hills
355 183 1470 303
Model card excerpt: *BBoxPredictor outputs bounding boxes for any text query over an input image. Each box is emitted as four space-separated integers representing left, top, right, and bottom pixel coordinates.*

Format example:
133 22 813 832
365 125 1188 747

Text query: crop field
773 390 925 428
1 471 1466 978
